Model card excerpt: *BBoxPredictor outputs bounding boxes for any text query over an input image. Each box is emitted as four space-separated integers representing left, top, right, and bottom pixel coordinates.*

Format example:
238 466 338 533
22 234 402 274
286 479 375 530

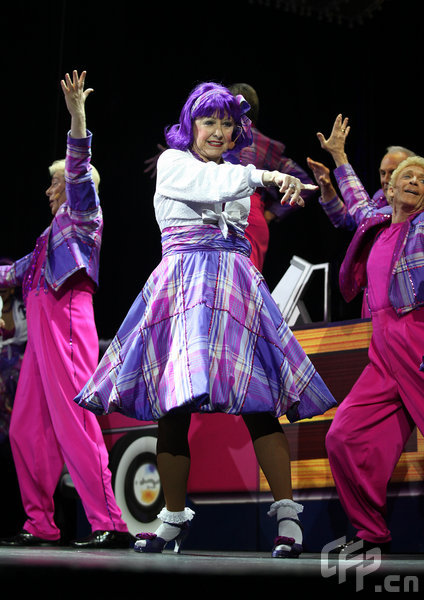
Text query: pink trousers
9 286 128 540
326 306 424 544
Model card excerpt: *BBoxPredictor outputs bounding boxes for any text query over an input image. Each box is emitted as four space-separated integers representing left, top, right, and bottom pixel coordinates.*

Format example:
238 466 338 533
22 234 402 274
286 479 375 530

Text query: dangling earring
228 141 235 150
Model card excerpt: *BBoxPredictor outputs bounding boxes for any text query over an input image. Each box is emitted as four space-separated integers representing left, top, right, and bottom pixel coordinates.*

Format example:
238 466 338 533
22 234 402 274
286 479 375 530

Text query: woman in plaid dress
75 82 336 557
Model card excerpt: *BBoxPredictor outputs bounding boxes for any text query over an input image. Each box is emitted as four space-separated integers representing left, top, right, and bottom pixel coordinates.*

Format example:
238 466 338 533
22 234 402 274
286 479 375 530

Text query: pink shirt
367 222 403 311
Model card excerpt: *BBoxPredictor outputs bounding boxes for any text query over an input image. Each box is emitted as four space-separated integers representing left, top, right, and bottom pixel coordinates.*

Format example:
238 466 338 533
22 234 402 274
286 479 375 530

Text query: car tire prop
109 429 165 536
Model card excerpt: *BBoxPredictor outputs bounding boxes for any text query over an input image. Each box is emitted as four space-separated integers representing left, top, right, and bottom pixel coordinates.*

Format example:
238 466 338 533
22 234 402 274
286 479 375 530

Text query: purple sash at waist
161 225 252 258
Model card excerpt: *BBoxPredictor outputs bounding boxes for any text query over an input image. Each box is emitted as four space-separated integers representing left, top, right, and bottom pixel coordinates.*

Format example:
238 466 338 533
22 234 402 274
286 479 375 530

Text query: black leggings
156 411 283 458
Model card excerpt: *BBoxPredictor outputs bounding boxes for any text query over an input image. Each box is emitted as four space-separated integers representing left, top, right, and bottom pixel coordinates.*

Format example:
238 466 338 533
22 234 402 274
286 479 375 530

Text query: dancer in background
227 82 316 271
0 259 27 536
0 259 27 442
75 81 336 558
310 114 414 231
307 114 415 317
0 71 130 549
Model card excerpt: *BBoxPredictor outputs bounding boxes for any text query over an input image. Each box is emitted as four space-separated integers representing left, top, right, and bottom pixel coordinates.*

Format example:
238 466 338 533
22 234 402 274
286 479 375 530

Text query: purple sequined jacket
339 210 424 316
319 163 390 230
0 133 102 300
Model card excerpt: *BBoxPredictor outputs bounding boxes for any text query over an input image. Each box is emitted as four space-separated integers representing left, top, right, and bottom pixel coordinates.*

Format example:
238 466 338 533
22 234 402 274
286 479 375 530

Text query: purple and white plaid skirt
75 225 336 422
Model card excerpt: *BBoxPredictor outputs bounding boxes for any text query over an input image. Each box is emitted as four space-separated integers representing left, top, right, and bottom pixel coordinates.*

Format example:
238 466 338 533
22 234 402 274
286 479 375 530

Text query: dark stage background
1 0 422 339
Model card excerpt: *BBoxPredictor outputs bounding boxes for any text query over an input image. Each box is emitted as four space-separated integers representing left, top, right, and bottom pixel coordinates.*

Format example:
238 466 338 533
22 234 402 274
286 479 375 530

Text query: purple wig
165 82 252 153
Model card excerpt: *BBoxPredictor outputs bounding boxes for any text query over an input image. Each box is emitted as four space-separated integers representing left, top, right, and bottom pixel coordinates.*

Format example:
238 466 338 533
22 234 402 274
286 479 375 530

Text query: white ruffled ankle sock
268 499 303 548
155 507 195 541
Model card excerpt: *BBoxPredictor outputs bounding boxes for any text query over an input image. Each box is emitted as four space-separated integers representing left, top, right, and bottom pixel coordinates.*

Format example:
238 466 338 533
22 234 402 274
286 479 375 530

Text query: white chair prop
271 255 330 327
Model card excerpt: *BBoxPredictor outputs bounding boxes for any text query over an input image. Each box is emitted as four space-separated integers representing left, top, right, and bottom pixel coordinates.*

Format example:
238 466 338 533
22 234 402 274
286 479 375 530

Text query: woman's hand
307 157 332 186
306 157 338 204
60 70 93 139
263 171 318 206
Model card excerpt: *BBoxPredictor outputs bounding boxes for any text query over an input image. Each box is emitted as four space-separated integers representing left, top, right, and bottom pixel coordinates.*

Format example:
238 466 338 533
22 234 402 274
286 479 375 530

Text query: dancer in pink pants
326 154 424 555
0 71 130 548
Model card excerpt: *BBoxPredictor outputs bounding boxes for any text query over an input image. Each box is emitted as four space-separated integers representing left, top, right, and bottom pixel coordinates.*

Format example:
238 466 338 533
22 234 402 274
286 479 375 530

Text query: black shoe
0 529 61 547
70 530 133 549
328 536 391 556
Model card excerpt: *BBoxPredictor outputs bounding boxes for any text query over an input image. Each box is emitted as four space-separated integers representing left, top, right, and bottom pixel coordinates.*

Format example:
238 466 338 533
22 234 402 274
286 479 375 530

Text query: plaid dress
75 225 336 423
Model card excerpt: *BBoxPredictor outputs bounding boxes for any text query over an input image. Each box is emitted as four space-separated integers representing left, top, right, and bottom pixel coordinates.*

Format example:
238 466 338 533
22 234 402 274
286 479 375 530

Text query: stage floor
1 547 423 594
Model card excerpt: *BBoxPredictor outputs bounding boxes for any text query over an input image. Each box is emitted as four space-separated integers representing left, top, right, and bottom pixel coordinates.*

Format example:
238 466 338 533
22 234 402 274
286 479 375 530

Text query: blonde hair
49 159 100 192
389 155 424 188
